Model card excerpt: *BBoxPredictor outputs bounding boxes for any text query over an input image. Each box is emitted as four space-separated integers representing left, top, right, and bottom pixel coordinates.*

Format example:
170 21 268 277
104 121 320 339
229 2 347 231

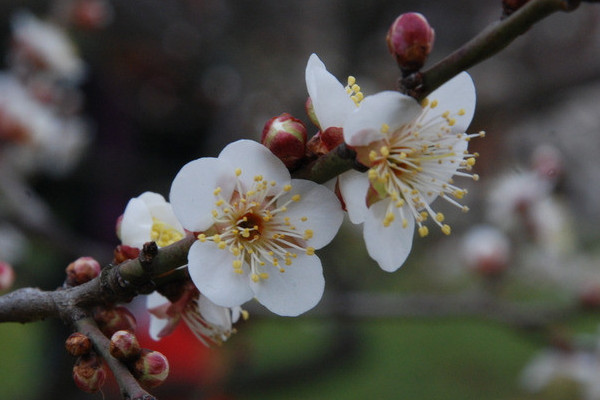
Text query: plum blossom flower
146 283 243 346
338 72 482 272
119 191 185 249
170 139 344 316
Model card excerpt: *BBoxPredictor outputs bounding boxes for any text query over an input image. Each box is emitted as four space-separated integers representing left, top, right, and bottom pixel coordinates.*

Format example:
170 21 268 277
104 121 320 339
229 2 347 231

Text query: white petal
344 91 422 147
137 192 167 208
218 139 290 189
120 197 153 248
250 254 324 316
425 72 476 133
338 170 369 224
363 200 415 272
146 291 169 310
148 314 170 341
305 54 354 130
198 295 231 329
281 179 343 249
187 241 254 308
170 157 234 232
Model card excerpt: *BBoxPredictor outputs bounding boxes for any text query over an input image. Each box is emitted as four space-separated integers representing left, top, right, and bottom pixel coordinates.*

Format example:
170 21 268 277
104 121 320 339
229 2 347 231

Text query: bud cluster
64 256 101 287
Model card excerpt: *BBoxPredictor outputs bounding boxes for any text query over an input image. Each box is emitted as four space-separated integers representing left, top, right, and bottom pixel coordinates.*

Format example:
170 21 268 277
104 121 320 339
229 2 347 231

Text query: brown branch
75 316 155 400
401 0 582 100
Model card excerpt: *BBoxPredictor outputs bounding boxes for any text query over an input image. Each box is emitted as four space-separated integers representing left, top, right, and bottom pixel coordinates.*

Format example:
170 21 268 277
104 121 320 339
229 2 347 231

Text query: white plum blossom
119 192 185 249
337 72 482 272
170 139 344 316
146 283 243 346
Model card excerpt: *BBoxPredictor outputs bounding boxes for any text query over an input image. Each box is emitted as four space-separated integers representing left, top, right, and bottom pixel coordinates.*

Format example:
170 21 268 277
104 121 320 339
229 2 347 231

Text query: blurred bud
461 225 511 276
65 257 101 286
502 0 531 17
70 0 113 30
72 353 107 393
66 332 92 357
113 244 140 264
110 330 141 362
531 144 563 182
132 349 170 389
579 283 600 309
386 12 435 72
0 261 15 291
305 97 320 129
94 306 137 337
261 113 307 169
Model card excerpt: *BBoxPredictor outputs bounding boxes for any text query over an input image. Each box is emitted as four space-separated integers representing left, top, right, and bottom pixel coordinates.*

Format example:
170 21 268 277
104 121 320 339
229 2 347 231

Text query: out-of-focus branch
400 0 582 100
75 316 155 400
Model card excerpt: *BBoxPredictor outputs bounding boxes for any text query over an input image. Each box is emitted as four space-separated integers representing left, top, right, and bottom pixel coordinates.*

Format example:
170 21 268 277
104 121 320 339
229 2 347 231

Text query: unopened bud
0 262 15 291
261 113 307 169
66 332 92 357
72 353 107 393
580 283 600 309
110 330 141 362
70 0 113 30
113 244 140 264
306 127 344 156
94 306 137 337
461 225 510 277
132 349 169 389
65 257 101 286
386 12 435 72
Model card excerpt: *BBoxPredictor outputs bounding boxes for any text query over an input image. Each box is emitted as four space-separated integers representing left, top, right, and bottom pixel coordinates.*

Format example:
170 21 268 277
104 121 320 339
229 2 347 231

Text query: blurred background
1 0 600 399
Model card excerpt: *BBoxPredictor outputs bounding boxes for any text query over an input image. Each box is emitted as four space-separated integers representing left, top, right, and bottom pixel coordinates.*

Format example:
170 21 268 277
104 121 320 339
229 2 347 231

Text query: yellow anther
306 247 315 256
215 199 224 206
292 194 301 202
351 84 360 92
283 184 292 192
430 99 438 108
448 118 456 126
368 169 378 181
441 224 451 235
232 259 242 269
473 174 480 181
285 258 292 266
246 190 256 197
235 168 242 176
442 111 450 118
241 310 250 320
273 259 279 266
420 211 429 220
402 218 408 228
347 76 356 86
304 229 314 240
213 187 222 195
399 152 407 159
212 209 218 217
418 226 429 237
212 234 221 242
197 233 206 242
259 273 269 280
458 108 466 116
234 269 244 274
232 247 240 256
218 242 227 249
241 228 250 238
251 273 260 282
466 157 476 166
369 150 378 162
301 216 308 222
380 146 390 157
453 190 465 199
383 212 395 227
421 98 430 107
254 175 263 181
395 199 405 208
279 268 286 273
380 123 390 134
435 212 445 222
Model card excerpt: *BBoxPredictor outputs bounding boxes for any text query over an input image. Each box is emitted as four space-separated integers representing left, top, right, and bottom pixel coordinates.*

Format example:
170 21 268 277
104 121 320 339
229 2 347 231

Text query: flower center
198 169 315 283
151 218 184 247
361 99 485 236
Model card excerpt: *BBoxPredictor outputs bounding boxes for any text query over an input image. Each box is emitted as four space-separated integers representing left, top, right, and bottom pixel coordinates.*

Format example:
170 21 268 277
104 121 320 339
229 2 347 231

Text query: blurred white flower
461 225 510 275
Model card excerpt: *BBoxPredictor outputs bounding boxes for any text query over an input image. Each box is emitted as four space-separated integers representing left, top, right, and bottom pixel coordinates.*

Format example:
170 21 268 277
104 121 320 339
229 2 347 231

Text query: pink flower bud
65 257 101 286
386 12 435 72
72 353 107 393
132 349 170 389
110 330 141 362
94 306 137 337
0 262 15 291
261 113 307 169
66 332 92 357
70 0 113 30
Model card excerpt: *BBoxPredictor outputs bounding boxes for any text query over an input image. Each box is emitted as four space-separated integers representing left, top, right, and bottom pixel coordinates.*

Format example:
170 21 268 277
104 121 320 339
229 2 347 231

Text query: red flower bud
113 244 141 264
0 261 15 291
72 353 108 393
132 349 170 389
386 12 435 72
94 306 137 337
65 257 101 286
110 330 141 362
261 113 307 169
66 332 92 357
